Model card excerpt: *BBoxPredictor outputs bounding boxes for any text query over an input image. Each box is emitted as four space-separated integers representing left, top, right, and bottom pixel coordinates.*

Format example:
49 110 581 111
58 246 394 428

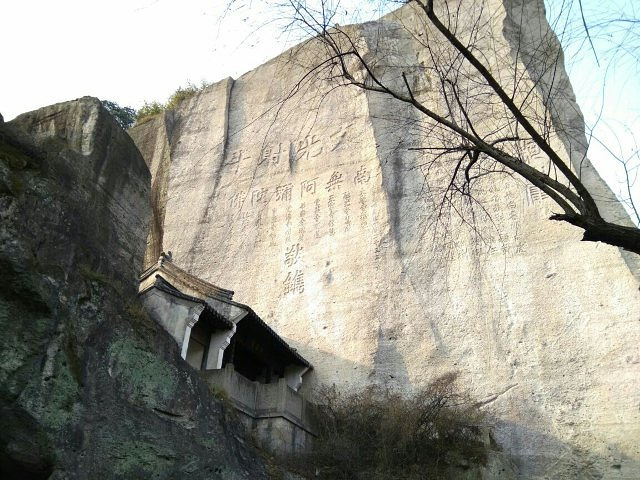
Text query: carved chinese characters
295 135 323 162
219 162 376 243
283 243 304 296
216 128 379 274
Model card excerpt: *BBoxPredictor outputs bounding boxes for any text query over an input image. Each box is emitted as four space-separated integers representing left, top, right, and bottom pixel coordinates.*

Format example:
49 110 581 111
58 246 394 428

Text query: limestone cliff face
0 98 268 479
130 1 640 478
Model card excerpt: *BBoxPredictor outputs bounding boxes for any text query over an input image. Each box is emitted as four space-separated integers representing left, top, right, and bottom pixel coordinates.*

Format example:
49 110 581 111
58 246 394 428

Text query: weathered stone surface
0 97 268 479
130 1 640 478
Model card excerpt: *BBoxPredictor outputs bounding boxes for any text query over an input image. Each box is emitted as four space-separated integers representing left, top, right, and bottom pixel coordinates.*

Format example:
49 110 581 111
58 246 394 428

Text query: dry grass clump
294 372 492 480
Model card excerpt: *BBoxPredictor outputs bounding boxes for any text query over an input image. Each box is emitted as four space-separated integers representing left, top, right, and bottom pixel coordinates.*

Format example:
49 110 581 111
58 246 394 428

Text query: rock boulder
0 97 268 479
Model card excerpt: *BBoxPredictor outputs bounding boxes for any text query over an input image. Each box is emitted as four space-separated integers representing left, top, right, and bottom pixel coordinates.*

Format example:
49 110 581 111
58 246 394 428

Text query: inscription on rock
283 243 304 296
130 6 640 477
261 143 284 165
301 178 317 197
295 135 323 162
220 163 377 244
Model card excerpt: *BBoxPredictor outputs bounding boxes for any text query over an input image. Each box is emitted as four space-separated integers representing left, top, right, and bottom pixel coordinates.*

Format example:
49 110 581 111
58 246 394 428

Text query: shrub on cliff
135 101 164 124
299 373 491 480
101 100 136 129
165 82 201 110
135 81 212 125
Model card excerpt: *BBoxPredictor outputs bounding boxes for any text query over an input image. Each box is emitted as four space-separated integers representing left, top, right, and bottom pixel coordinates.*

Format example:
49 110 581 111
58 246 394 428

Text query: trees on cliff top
232 0 640 255
101 100 136 129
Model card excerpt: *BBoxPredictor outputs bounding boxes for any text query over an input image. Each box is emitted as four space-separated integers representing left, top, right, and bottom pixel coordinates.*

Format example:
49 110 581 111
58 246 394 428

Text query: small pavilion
138 254 315 452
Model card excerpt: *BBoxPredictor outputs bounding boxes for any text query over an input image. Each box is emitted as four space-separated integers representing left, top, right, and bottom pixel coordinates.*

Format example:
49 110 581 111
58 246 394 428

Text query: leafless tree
236 0 640 255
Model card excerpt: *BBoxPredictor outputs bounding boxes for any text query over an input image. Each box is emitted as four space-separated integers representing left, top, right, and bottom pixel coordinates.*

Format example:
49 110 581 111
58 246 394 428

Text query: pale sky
0 0 282 118
0 0 637 218
0 0 388 119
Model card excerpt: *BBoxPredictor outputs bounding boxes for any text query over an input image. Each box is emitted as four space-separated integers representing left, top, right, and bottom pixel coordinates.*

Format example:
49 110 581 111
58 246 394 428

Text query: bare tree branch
243 0 640 254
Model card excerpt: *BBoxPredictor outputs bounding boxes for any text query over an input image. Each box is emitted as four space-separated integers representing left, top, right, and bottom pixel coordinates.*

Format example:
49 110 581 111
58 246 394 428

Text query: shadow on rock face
0 98 268 480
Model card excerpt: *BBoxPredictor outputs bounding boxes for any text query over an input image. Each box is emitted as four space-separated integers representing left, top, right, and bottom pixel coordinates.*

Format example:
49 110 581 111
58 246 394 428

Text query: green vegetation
135 101 163 124
135 81 212 125
100 81 213 128
101 100 136 129
165 83 201 110
293 373 493 480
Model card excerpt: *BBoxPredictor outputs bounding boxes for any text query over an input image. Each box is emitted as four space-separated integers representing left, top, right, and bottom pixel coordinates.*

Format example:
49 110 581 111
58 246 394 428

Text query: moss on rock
0 98 268 479
108 338 179 405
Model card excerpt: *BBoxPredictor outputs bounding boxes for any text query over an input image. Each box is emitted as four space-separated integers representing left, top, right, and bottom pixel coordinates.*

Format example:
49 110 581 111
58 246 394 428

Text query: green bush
102 100 136 129
165 82 200 111
135 101 164 124
297 373 492 480
135 80 213 125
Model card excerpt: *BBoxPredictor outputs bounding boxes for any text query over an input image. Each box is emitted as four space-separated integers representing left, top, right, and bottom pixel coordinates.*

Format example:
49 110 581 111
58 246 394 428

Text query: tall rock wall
130 1 640 478
0 98 268 479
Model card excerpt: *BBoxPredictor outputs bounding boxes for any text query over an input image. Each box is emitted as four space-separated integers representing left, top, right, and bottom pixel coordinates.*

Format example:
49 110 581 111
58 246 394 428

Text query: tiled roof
139 257 311 369
149 275 234 330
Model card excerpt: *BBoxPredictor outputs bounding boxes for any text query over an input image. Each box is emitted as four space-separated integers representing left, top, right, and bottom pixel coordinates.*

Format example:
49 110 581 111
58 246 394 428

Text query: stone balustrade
201 363 316 453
